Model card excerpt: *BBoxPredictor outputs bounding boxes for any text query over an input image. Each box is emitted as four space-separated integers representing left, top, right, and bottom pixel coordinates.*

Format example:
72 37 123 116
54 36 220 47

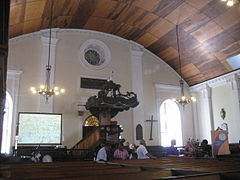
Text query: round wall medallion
80 39 111 70
84 49 100 65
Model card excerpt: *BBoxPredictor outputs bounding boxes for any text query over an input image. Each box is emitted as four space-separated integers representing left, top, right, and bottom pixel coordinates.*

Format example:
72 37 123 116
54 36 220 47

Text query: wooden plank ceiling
9 0 240 86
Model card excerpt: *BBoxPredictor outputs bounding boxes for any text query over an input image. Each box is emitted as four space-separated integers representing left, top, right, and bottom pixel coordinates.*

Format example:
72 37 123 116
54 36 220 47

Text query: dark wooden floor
1 157 240 180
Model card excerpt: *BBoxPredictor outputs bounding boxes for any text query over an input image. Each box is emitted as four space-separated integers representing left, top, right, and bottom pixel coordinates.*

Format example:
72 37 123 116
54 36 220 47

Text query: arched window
136 124 143 140
160 99 182 147
1 92 13 154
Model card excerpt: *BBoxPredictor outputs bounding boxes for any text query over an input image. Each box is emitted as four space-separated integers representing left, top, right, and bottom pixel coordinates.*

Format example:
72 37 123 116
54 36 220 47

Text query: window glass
160 99 182 147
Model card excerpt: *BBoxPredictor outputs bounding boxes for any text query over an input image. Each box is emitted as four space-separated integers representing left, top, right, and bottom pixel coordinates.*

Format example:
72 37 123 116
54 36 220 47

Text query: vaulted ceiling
9 0 240 86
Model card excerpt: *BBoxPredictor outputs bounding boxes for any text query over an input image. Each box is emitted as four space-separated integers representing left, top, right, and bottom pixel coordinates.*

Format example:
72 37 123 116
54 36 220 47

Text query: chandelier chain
45 0 53 89
172 3 196 107
30 0 65 101
176 25 182 80
47 0 53 69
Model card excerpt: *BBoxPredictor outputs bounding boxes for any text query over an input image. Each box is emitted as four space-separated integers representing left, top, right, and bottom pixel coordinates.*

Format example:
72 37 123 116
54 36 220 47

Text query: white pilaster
203 85 214 131
227 74 240 138
191 85 213 143
38 29 59 112
227 74 240 115
129 41 144 143
190 91 199 139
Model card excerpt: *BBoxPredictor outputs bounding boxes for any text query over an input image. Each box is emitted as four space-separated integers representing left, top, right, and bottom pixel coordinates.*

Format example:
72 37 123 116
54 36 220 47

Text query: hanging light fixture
30 0 65 102
221 0 238 6
172 25 196 107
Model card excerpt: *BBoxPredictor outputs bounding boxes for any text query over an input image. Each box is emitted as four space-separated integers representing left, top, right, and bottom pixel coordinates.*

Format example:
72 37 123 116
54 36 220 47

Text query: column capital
226 74 240 90
201 85 212 99
41 36 59 46
129 40 144 57
40 28 59 38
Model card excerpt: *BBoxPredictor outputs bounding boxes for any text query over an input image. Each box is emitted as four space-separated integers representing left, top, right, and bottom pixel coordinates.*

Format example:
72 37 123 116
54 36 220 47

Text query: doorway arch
82 115 99 138
160 99 182 147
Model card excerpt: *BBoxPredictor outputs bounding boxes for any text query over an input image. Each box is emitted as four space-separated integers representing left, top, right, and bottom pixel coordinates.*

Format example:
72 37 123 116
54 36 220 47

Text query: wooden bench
1 157 240 179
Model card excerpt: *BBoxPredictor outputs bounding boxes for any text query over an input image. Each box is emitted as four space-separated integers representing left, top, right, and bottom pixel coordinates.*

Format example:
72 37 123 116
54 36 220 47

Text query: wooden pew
1 161 141 179
1 157 240 179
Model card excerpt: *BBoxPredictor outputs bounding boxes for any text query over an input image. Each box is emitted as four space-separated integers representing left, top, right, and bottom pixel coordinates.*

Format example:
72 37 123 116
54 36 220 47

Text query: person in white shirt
96 143 111 161
137 139 156 159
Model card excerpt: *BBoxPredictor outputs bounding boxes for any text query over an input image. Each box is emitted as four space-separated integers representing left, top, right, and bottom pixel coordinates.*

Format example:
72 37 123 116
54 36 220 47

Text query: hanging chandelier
30 0 65 101
172 25 196 107
221 0 238 6
172 79 196 107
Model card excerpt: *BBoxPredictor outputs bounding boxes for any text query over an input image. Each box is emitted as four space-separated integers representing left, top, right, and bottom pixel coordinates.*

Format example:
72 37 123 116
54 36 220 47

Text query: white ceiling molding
155 83 180 92
190 69 240 92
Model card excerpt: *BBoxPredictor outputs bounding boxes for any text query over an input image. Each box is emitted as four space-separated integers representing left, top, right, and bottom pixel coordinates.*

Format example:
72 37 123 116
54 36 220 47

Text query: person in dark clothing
199 139 211 158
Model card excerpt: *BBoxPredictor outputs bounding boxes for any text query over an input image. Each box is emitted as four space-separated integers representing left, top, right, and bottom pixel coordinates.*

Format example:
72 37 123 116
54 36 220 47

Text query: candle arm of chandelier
221 0 237 6
30 64 65 99
30 85 65 98
172 79 196 106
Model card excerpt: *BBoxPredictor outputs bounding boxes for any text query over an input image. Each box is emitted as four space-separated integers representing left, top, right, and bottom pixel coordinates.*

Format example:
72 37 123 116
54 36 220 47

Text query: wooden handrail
70 127 101 157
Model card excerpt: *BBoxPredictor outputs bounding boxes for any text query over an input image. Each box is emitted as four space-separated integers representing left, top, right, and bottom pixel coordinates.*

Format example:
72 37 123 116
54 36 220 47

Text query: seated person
96 143 111 161
199 139 211 158
114 144 129 160
166 139 178 157
128 143 138 159
137 139 156 159
123 142 131 157
184 138 198 157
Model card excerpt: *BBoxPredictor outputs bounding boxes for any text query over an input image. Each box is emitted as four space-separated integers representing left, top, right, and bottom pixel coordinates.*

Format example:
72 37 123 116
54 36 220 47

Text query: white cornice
41 36 59 46
7 66 23 77
10 32 41 42
190 69 240 92
60 29 129 44
155 83 180 92
9 28 181 80
40 28 60 38
129 40 144 51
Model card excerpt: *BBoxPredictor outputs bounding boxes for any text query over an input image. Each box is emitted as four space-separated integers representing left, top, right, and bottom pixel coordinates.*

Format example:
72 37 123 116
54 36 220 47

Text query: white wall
142 52 179 145
142 52 195 146
7 29 195 148
191 71 240 144
8 37 42 111
212 84 240 143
